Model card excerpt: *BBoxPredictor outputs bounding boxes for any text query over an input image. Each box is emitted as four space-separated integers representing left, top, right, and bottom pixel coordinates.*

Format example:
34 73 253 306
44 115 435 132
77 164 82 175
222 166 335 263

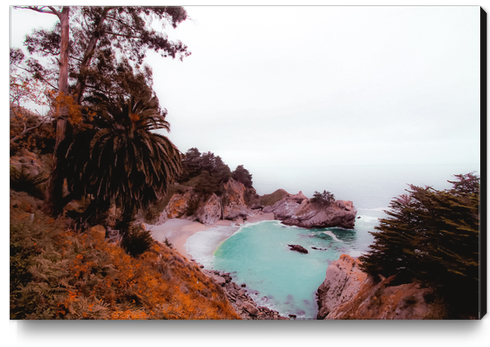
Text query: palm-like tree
65 92 182 228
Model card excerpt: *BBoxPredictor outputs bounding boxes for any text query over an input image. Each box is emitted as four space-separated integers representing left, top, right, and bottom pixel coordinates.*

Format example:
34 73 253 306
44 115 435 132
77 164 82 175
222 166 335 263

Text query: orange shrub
10 200 240 320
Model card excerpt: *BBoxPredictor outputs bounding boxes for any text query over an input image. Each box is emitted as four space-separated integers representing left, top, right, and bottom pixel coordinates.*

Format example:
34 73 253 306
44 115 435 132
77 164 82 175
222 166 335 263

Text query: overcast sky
153 6 481 168
9 5 481 185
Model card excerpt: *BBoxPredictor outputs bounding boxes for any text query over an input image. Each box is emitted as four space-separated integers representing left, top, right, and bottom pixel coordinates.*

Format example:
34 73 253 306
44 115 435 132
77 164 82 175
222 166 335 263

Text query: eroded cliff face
221 179 249 220
195 193 222 225
317 254 439 320
264 192 357 229
156 178 254 225
316 254 370 319
158 186 358 230
159 190 193 223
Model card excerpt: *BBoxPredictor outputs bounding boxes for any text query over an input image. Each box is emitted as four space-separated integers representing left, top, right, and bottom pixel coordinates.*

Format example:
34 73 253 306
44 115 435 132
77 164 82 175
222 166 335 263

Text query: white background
4 0 489 346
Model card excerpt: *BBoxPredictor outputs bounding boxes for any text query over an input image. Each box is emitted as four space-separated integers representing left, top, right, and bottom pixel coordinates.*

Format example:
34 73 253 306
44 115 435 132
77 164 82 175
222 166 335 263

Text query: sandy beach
145 212 274 260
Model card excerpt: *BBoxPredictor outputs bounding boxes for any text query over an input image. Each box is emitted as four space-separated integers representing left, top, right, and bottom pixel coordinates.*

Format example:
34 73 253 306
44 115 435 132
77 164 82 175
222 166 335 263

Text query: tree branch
47 6 61 18
10 110 48 144
13 64 58 91
15 6 60 17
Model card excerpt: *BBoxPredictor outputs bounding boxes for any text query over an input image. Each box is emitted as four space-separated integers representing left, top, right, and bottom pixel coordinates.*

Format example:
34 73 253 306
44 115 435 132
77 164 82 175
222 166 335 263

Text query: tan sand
145 212 274 260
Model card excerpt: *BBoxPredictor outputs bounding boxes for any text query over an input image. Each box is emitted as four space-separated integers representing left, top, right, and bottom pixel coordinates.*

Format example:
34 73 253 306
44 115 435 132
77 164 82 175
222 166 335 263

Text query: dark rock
288 244 308 254
242 302 259 316
266 192 357 229
203 268 288 320
241 283 246 288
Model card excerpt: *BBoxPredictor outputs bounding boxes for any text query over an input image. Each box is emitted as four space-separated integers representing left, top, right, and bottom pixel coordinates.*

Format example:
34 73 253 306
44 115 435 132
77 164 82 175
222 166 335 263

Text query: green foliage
180 148 232 185
244 187 260 207
260 189 290 207
179 148 234 197
359 173 480 318
232 165 253 188
310 190 335 207
15 6 190 105
12 6 190 219
121 223 155 257
10 106 55 155
164 237 173 249
64 88 183 226
10 166 47 200
192 171 220 196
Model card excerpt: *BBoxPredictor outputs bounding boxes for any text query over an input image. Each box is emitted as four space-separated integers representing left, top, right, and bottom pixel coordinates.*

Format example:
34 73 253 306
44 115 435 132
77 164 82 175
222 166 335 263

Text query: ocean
185 163 480 319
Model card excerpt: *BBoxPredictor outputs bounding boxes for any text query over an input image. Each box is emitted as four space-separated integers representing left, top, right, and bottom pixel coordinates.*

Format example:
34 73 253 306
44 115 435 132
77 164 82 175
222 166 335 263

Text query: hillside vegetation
259 189 290 207
10 191 239 320
358 173 480 319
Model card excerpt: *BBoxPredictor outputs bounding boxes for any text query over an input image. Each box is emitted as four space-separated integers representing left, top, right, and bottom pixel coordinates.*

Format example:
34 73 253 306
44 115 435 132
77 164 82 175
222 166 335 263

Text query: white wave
323 230 342 242
357 207 387 212
348 249 364 258
356 215 382 223
184 225 239 268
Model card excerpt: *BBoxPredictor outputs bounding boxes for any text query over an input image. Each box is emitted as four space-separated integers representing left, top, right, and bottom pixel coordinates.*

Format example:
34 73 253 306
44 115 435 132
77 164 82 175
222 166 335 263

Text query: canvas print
9 5 484 320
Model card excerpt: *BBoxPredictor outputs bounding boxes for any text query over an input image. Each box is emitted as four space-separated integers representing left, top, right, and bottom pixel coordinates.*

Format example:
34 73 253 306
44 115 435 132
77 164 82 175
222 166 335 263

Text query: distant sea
185 163 480 319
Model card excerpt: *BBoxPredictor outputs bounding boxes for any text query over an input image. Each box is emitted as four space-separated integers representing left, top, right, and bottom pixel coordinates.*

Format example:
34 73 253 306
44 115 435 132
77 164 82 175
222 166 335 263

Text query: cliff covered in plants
144 148 358 231
317 173 481 320
316 254 441 319
10 190 240 320
141 148 262 225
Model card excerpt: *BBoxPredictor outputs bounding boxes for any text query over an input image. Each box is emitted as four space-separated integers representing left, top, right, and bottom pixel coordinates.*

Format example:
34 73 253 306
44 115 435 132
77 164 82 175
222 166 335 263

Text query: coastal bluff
263 191 357 229
316 254 438 320
154 184 357 230
156 178 257 225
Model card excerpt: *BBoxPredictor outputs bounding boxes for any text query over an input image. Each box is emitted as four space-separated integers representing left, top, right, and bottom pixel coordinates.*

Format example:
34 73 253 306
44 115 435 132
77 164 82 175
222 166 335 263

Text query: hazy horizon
9 6 481 197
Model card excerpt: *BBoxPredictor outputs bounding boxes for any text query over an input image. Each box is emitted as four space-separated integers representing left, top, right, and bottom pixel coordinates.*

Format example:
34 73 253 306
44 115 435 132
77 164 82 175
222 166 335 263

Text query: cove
212 220 366 319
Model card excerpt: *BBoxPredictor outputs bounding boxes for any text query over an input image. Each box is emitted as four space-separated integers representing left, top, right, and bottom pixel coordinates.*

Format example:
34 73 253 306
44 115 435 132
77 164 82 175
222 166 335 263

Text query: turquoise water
185 164 480 319
210 216 379 319
184 209 383 319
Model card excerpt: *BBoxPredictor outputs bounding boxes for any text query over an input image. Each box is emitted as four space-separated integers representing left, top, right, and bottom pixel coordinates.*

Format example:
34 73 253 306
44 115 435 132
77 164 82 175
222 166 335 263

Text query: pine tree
359 173 480 318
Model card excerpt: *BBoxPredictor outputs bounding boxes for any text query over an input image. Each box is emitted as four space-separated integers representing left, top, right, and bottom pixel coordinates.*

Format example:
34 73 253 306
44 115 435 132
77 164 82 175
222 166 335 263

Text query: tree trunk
46 6 71 216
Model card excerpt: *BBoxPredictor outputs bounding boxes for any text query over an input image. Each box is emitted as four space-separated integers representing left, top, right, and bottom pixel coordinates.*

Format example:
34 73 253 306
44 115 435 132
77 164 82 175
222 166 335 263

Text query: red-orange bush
10 198 239 320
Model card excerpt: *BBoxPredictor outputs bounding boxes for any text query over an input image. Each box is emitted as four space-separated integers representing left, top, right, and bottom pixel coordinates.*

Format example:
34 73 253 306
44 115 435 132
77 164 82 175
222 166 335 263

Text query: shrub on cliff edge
310 190 335 207
10 198 240 320
359 173 480 319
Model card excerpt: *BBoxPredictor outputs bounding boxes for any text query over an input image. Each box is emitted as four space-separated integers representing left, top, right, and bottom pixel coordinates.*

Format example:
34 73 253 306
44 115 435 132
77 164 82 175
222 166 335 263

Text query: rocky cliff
156 185 357 230
202 269 288 320
263 191 357 229
156 178 256 225
317 254 440 319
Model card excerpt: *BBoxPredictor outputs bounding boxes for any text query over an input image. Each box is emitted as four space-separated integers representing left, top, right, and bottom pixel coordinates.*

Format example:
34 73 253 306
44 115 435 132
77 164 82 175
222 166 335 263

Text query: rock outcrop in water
263 191 357 229
156 183 357 231
288 244 309 254
316 254 439 319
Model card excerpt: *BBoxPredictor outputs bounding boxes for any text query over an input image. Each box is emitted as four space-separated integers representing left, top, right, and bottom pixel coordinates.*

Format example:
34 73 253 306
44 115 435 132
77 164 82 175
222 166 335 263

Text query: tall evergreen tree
232 165 253 188
359 173 480 318
13 6 190 216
